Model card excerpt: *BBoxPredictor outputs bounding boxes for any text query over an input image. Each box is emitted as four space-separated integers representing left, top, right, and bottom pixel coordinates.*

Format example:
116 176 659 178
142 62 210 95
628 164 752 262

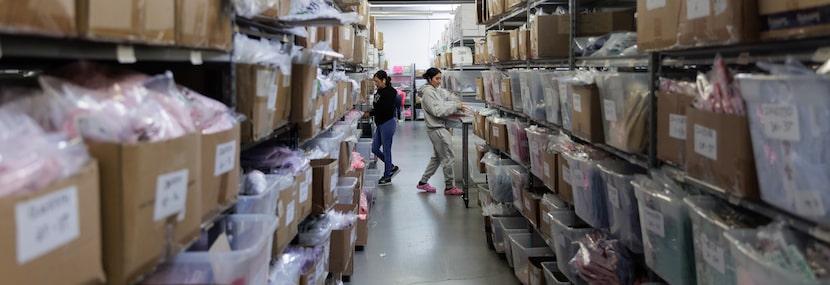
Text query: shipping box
522 188 541 226
237 64 276 143
78 0 175 44
579 10 636 36
89 134 201 285
570 84 605 143
311 159 338 214
143 0 175 45
334 25 355 61
657 91 696 166
356 218 369 246
759 0 830 40
685 107 759 198
541 149 559 190
678 0 759 46
0 161 105 285
272 70 293 128
176 0 232 49
531 14 570 58
500 78 513 109
491 120 509 153
636 0 681 51
200 124 240 221
295 169 313 219
510 29 520 60
329 204 357 273
273 179 297 255
518 29 530 60
0 0 76 36
354 35 367 64
558 153 574 203
476 77 485 101
292 64 318 123
487 31 511 62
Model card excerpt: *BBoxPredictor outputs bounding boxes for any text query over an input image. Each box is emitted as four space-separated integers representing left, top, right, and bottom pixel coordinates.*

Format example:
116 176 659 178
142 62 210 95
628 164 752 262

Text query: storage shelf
448 65 490 70
0 34 230 62
659 35 830 66
575 54 649 68
241 122 296 152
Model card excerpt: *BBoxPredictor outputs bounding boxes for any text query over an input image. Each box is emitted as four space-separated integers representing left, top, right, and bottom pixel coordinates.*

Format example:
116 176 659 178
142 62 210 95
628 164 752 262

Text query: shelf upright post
568 0 578 71
648 52 660 168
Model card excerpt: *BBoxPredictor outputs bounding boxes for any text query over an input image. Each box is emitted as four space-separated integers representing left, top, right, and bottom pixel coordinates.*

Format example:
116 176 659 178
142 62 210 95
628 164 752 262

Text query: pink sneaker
444 187 463 196
416 183 437 193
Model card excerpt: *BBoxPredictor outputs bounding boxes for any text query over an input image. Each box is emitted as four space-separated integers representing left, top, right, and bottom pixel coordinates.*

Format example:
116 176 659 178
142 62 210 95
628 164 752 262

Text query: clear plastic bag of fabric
596 72 650 153
525 126 552 180
269 253 304 285
598 161 644 254
233 0 279 18
280 0 360 25
508 166 530 211
482 153 521 203
570 231 636 285
561 150 608 229
507 120 530 165
591 32 638 57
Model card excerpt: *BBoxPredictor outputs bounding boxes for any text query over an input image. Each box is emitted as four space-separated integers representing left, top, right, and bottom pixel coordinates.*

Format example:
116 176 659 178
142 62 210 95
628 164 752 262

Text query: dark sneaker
390 165 401 178
379 176 392 186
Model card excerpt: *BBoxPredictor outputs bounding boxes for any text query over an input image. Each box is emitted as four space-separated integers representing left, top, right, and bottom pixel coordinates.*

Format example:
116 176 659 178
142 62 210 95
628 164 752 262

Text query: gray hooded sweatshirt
419 84 461 129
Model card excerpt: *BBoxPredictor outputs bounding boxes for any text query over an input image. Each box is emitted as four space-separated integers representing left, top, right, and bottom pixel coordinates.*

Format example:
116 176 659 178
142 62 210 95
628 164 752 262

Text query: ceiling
369 1 470 20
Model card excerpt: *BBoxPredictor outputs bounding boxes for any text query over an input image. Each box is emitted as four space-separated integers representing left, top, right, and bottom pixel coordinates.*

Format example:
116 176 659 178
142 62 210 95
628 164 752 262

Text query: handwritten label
493 127 500 138
761 104 800 142
214 141 237 176
686 0 711 20
669 114 687 140
572 94 583 112
116 45 137 64
603 99 617 122
795 190 826 217
694 124 718 160
190 51 203 65
154 169 189 221
562 167 572 185
644 207 665 237
607 183 620 209
646 0 666 10
543 162 551 179
300 178 310 203
524 199 532 212
15 187 80 264
286 201 296 226
699 234 726 274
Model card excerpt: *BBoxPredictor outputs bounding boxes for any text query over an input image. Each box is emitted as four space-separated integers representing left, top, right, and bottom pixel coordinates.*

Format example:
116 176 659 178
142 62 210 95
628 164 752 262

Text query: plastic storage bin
364 168 381 201
509 70 524 112
336 177 358 204
737 75 830 227
493 217 529 254
237 175 293 215
507 120 530 165
596 73 650 153
484 156 523 203
143 214 280 285
724 228 830 285
521 70 547 120
633 176 696 285
509 233 556 285
598 161 643 253
482 70 503 105
540 71 561 125
526 126 552 180
356 138 373 161
561 151 608 229
558 79 575 131
548 211 593 284
542 262 572 285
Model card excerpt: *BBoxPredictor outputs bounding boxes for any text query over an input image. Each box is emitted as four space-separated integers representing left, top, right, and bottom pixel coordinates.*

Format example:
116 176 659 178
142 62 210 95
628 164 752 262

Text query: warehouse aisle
351 121 519 285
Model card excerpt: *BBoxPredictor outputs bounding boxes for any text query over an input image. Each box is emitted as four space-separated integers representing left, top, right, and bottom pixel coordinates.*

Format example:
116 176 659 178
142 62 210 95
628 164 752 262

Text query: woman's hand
459 104 469 113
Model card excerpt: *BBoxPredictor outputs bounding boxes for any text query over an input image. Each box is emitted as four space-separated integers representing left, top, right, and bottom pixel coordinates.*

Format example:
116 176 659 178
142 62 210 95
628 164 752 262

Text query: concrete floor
350 121 519 285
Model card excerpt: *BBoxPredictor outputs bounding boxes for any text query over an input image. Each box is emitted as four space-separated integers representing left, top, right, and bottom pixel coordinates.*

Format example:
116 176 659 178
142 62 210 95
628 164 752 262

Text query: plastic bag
233 0 279 18
234 34 292 75
591 32 638 57
280 0 360 25
570 231 636 285
269 253 304 285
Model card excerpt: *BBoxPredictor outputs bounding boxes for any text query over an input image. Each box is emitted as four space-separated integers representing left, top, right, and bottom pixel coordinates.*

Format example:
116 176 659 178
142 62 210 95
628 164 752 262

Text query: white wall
375 19 448 70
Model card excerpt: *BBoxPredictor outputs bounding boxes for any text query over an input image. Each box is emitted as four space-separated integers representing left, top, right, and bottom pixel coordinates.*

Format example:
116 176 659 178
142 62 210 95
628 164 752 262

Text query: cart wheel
343 275 351 282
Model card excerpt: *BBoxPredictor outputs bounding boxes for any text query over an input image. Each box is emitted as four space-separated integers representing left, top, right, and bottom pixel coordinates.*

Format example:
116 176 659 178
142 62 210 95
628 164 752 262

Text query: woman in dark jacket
371 70 400 185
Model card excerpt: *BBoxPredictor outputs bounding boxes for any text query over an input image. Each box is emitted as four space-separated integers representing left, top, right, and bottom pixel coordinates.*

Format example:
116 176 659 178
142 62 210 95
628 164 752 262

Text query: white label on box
669 114 688 140
700 234 726 274
607 183 620 209
524 199 531 211
345 29 351 41
493 127 500 138
116 45 137 64
686 0 711 20
501 82 508 93
153 169 189 221
214 140 237 176
571 171 584 187
795 190 826 217
714 0 727 15
343 87 348 105
572 94 582 112
646 0 666 10
511 39 516 49
694 124 718 160
330 175 337 194
644 207 665 237
603 99 617 122
761 104 800 142
300 179 310 203
315 107 323 125
283 75 291 88
190 51 203 65
256 69 274 98
543 162 551 178
15 186 80 265
286 201 296 226
562 167 572 185
558 84 569 103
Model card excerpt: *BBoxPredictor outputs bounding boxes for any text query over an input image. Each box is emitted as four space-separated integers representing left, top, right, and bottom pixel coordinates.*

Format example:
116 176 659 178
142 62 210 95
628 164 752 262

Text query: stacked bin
507 120 530 165
509 233 555 285
542 262 571 285
596 73 650 153
526 126 552 181
598 161 643 253
540 71 561 125
482 70 503 106
493 217 529 253
737 75 830 227
484 154 523 203
508 167 529 212
561 151 609 229
724 226 830 285
558 77 575 131
521 70 547 121
237 175 292 215
548 210 594 284
508 70 524 112
633 176 696 285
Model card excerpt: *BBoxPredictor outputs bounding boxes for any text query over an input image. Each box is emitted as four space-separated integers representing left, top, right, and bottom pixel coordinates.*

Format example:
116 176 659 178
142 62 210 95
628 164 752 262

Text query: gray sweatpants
420 127 455 188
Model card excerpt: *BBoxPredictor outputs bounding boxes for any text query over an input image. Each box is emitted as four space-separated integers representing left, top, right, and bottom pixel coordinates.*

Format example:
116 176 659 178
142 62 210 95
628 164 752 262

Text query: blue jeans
372 119 397 177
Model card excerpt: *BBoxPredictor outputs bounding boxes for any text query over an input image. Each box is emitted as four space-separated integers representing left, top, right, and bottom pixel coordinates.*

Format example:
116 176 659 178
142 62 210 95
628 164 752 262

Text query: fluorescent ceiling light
372 11 434 16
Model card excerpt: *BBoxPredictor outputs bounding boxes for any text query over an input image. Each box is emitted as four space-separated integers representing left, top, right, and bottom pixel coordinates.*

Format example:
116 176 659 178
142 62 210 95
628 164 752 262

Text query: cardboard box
272 70 293 128
487 31 511 62
522 189 541 227
175 0 210 47
258 0 291 17
78 0 142 41
273 178 297 255
558 153 574 203
541 149 559 190
477 144 489 173
295 169 313 219
358 0 369 27
678 0 759 47
657 92 696 166
300 253 328 285
759 0 830 40
0 0 76 36
354 35 367 64
210 0 233 51
476 77 485 101
329 204 357 273
0 161 105 285
685 107 759 198
538 195 553 239
488 0 504 18
292 64 318 123
506 0 523 9
531 14 570 58
311 159 338 214
500 78 513 109
377 31 384 50
200 124 240 221
338 81 352 116
369 16 376 43
89 134 201 285
570 84 605 143
510 29 520 60
491 120 509 153
636 0 681 51
236 64 276 143
579 10 636 36
334 25 355 61
484 117 492 144
518 29 530 60
143 0 175 45
356 218 368 246
322 90 337 128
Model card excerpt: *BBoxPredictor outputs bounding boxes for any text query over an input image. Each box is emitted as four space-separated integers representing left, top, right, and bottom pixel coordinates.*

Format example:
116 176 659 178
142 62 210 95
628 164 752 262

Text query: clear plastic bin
445 70 481 93
724 228 830 285
633 176 696 285
484 157 522 203
548 211 593 284
356 138 373 161
509 233 555 285
142 214 279 285
737 75 830 227
493 217 529 254
541 71 561 125
482 70 503 105
596 73 650 153
507 120 530 165
336 177 358 204
521 70 547 121
237 175 293 215
364 168 381 201
561 151 608 229
526 127 552 183
598 161 643 254
542 262 572 285
508 70 524 112
558 80 574 131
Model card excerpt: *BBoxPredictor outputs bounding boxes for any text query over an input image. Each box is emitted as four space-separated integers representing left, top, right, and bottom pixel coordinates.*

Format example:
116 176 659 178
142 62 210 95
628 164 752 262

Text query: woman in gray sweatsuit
416 68 467 195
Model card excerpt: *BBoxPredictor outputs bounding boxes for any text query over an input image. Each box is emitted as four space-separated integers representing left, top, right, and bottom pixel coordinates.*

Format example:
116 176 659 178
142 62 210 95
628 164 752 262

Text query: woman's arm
421 88 460 118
